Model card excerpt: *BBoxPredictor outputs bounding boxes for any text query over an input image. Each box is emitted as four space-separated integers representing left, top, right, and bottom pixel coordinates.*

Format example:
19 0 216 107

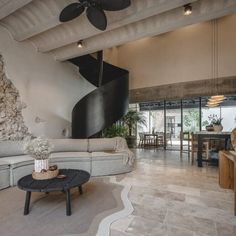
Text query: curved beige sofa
0 137 134 188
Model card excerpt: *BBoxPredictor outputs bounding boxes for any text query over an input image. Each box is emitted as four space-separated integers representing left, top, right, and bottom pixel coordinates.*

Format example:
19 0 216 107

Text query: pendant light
207 101 220 107
208 100 220 105
207 99 220 107
207 19 225 107
209 95 225 102
206 104 219 108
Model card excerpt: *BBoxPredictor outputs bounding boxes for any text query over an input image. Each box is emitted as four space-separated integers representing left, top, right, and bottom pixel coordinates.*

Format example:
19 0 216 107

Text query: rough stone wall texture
0 54 30 140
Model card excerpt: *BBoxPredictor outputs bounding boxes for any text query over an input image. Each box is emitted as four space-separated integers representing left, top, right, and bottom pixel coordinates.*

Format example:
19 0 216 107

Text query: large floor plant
102 123 128 138
122 110 146 147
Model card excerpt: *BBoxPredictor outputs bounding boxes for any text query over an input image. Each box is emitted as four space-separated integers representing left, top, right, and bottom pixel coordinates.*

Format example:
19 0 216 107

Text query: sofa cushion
0 160 9 170
0 155 34 169
91 151 127 160
49 139 88 152
88 138 117 152
0 141 25 157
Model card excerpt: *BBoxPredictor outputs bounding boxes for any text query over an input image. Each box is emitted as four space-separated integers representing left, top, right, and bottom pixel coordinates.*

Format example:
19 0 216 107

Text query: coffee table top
17 169 90 192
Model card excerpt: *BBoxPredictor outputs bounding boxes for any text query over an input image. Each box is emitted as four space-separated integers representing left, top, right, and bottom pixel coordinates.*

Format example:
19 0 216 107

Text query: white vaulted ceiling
1 0 236 61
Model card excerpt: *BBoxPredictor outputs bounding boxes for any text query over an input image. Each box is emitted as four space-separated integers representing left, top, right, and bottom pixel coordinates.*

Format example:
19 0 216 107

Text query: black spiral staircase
69 52 129 138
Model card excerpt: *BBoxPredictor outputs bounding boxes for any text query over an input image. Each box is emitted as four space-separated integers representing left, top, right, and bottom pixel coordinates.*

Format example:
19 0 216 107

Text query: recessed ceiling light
184 4 192 16
77 40 83 48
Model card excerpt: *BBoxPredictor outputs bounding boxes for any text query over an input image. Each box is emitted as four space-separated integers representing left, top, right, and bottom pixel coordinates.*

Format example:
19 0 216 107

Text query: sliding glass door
134 95 236 150
165 100 181 150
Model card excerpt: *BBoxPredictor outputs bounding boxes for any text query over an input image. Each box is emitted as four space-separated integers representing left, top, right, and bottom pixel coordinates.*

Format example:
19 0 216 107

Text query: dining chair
156 132 164 147
191 132 209 164
180 131 191 153
138 132 145 148
144 133 154 147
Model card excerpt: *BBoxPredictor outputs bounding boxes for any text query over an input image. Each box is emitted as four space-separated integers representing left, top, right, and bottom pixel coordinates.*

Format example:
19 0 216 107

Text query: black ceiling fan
59 0 131 31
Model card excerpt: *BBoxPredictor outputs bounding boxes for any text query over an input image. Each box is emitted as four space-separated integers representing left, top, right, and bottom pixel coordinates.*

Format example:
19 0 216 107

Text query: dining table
195 131 231 167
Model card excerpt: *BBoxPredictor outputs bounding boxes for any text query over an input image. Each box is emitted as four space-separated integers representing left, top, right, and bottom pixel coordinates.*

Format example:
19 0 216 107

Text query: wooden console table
219 150 236 215
196 131 231 167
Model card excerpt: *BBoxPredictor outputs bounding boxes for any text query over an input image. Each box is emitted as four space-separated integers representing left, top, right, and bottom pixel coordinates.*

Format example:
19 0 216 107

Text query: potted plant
103 124 128 138
122 110 146 148
24 137 53 173
208 114 223 132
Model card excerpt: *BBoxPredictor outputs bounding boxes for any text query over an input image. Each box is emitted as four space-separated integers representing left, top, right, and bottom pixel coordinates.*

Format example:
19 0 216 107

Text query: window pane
182 98 200 133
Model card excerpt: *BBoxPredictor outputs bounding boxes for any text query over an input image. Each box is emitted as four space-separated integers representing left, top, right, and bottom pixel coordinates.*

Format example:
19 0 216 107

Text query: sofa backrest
0 141 25 157
50 139 88 152
0 138 127 157
88 138 117 152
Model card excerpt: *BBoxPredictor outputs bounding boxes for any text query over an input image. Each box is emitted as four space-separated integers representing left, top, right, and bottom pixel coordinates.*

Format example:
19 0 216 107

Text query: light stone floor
110 149 236 236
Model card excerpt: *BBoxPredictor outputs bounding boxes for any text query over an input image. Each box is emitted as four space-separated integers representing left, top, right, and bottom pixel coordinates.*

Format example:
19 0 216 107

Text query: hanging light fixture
209 96 224 101
206 104 219 108
208 98 224 104
207 101 220 106
208 95 225 105
208 99 221 104
211 95 224 99
210 95 225 101
207 19 225 108
206 101 219 107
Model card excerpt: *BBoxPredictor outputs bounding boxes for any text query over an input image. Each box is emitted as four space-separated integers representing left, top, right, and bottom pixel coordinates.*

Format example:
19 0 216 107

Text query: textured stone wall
0 54 30 140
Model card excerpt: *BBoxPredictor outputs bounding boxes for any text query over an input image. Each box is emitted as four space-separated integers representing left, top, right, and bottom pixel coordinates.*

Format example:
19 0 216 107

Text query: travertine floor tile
132 203 167 222
126 215 195 236
216 222 236 236
165 211 217 236
110 149 236 236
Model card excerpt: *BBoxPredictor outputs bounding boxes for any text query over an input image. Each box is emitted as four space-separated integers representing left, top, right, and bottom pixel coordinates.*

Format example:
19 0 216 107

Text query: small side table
17 169 90 216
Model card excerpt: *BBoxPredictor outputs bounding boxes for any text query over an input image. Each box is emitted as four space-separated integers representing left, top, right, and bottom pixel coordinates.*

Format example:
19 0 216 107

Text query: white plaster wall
0 26 95 138
104 47 119 66
115 13 236 90
218 13 236 78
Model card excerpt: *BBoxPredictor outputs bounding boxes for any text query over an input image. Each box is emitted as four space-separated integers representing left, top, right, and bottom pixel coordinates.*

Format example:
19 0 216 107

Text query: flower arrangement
24 137 53 160
208 114 223 125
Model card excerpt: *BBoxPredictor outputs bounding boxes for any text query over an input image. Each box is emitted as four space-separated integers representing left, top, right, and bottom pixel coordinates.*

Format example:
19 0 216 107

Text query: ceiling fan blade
98 0 131 11
86 7 107 31
59 3 85 22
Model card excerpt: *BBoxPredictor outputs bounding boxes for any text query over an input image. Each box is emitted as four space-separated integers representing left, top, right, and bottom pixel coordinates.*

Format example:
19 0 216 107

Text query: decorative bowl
32 168 59 180
206 125 214 131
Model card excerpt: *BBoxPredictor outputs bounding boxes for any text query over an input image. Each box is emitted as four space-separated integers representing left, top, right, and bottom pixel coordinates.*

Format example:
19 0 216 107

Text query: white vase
34 159 49 172
213 124 223 132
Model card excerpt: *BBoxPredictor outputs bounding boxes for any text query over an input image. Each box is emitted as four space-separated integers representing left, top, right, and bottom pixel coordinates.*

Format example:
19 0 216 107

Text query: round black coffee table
17 169 90 216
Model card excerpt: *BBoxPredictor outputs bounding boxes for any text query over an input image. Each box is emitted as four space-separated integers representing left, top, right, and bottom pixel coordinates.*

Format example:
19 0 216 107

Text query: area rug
0 177 124 236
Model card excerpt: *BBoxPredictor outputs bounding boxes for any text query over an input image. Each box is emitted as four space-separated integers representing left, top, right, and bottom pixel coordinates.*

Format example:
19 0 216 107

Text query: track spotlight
184 4 192 16
77 40 83 48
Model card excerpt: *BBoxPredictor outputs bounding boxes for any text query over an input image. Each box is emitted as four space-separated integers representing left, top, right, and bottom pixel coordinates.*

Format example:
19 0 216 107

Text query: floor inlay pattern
0 149 235 236
96 185 133 236
110 149 236 236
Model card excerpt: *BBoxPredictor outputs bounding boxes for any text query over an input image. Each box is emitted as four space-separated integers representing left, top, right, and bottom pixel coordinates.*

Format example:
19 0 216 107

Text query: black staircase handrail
69 55 128 87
